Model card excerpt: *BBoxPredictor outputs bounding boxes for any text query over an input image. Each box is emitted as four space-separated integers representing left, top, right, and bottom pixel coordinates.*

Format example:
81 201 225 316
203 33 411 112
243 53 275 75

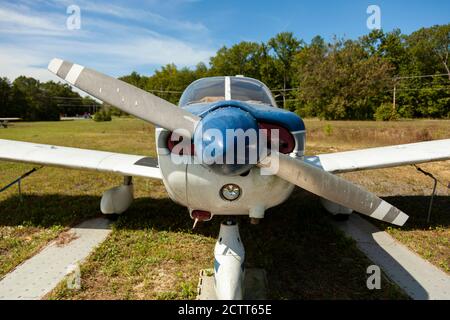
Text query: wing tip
48 58 63 74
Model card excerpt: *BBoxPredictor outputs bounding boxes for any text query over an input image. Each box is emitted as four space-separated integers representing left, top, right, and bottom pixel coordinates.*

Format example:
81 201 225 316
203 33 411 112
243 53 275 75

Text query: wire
146 89 183 94
394 73 450 80
51 96 86 100
57 105 100 107
271 88 300 92
390 86 450 92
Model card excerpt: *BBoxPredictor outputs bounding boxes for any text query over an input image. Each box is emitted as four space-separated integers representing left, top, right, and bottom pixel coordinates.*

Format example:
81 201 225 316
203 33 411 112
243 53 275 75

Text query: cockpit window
230 77 274 105
179 76 276 107
179 77 224 107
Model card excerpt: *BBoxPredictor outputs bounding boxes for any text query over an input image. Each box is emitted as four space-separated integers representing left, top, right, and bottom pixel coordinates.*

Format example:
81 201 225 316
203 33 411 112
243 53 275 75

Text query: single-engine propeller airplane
1 58 449 299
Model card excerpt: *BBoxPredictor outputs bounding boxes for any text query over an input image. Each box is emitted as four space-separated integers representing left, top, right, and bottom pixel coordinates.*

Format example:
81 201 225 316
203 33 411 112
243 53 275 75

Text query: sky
0 0 449 83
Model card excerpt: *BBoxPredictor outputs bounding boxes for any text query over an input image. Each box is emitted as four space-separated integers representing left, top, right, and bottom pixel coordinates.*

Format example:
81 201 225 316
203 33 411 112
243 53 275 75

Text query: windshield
179 76 276 107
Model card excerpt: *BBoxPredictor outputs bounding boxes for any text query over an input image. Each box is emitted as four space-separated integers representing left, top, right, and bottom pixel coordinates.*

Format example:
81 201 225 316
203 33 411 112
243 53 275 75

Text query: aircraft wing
0 139 162 180
304 139 450 173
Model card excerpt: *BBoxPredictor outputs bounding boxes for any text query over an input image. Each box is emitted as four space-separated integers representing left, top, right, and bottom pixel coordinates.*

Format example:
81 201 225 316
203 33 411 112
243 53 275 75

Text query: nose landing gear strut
214 220 245 300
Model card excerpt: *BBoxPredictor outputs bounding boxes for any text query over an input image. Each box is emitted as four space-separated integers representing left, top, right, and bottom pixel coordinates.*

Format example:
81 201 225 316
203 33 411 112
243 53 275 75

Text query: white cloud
0 47 61 82
0 4 68 36
57 0 208 34
63 35 215 67
0 0 216 82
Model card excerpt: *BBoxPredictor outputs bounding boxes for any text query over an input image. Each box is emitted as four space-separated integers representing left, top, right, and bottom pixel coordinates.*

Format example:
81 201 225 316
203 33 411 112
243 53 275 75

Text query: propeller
48 58 200 139
48 58 408 226
258 151 409 226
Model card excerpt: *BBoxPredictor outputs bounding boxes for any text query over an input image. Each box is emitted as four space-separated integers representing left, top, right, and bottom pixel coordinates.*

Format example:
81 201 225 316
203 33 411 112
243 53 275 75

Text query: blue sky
1 0 449 82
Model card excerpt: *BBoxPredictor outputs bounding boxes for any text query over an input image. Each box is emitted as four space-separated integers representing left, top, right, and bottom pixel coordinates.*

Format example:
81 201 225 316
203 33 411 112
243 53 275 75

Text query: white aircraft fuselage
156 127 296 220
154 76 306 222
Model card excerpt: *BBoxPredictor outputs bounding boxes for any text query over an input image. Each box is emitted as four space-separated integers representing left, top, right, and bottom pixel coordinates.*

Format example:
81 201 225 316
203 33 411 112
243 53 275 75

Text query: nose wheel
214 220 245 300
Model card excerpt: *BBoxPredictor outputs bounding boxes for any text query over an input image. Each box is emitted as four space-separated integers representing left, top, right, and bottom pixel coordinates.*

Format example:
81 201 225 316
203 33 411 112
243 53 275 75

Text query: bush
323 124 333 136
93 108 112 122
374 103 398 121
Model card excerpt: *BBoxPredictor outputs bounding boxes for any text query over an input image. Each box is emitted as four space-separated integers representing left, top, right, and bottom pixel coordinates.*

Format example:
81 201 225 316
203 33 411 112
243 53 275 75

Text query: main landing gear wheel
332 213 350 221
105 213 120 221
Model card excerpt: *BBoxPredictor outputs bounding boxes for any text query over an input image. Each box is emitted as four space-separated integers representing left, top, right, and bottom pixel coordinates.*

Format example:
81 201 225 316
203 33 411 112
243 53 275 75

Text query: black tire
105 213 120 221
332 214 350 221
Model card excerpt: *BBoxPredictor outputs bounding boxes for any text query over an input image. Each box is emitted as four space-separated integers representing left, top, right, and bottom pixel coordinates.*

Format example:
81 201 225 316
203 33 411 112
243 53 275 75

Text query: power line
271 88 299 92
390 86 450 92
147 87 302 94
57 104 100 107
51 96 86 100
394 73 450 81
146 89 183 94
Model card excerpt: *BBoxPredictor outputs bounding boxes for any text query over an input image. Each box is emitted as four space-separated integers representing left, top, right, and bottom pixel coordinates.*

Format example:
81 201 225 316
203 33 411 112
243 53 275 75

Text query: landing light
220 184 241 201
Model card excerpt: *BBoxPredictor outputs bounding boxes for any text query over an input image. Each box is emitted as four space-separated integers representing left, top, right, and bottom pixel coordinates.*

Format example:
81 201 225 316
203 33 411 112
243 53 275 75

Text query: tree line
0 76 100 120
1 24 449 121
120 24 450 120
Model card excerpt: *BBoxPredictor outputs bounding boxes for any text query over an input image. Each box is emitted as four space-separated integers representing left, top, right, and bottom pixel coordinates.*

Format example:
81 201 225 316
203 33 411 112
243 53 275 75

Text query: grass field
0 118 448 299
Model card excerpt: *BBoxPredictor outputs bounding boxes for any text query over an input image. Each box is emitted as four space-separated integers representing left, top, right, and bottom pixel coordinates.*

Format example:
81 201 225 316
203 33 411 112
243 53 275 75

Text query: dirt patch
55 231 79 247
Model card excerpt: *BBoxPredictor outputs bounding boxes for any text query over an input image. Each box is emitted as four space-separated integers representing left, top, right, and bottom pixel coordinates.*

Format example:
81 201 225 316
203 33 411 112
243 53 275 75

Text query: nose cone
194 107 259 175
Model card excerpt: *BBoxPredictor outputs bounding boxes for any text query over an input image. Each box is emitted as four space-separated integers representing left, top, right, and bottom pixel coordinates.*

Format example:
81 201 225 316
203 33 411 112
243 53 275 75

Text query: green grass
1 118 448 299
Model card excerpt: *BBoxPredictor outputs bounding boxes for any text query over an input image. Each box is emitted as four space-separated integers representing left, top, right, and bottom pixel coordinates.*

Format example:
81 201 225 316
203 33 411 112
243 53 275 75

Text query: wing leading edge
305 139 450 173
0 139 162 180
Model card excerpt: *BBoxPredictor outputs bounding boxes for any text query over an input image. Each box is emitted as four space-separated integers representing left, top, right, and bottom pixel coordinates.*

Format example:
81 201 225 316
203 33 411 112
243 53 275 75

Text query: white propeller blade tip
48 58 63 74
392 212 409 226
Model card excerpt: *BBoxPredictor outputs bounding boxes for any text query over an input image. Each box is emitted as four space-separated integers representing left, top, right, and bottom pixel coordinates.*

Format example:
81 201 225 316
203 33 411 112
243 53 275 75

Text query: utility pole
391 73 449 113
393 82 396 113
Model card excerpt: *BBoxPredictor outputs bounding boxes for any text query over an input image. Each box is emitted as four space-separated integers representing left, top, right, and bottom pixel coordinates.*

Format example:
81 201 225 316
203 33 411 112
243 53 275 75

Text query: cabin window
179 77 276 107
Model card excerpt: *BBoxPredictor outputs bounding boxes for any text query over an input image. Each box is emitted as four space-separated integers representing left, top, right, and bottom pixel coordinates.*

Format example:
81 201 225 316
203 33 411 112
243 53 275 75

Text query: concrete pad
331 214 450 300
0 218 111 300
197 268 268 300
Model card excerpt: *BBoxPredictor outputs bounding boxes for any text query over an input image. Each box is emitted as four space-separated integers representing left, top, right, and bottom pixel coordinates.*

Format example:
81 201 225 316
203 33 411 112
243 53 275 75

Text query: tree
120 71 144 88
209 42 262 78
0 77 12 117
407 24 450 79
268 32 303 109
294 39 393 119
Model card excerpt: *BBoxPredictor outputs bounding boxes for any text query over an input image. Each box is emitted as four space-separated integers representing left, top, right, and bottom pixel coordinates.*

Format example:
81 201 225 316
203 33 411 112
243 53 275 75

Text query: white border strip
225 76 231 100
370 201 391 220
48 58 63 74
65 64 85 85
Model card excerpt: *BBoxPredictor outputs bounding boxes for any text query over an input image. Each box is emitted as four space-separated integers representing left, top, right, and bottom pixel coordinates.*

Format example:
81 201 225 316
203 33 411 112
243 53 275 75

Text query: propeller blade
48 58 200 138
259 152 409 226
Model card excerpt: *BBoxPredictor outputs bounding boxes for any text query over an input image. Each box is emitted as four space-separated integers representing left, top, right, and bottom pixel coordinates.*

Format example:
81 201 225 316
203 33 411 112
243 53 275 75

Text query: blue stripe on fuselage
184 100 305 132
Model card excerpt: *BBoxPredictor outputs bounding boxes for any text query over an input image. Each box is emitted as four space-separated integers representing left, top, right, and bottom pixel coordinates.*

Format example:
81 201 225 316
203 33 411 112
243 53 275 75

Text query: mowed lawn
0 118 448 299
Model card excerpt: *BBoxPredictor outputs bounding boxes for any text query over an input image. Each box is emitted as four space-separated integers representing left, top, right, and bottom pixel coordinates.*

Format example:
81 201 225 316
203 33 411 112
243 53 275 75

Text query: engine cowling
100 184 134 214
193 106 260 176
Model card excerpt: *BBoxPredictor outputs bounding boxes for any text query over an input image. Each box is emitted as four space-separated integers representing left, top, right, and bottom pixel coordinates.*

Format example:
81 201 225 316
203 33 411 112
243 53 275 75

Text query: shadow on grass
377 195 449 231
0 194 103 228
0 189 414 299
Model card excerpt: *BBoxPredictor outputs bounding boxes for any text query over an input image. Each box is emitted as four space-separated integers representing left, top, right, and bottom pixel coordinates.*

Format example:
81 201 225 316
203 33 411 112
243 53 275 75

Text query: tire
332 214 350 221
105 213 120 221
